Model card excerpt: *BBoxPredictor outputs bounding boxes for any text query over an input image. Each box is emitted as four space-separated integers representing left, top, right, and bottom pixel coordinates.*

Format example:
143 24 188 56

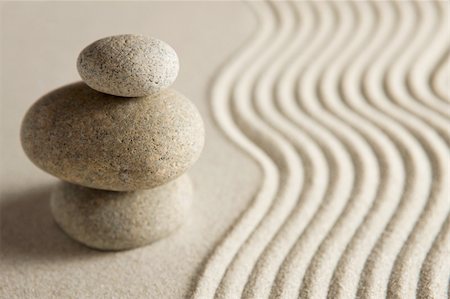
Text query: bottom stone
50 175 192 250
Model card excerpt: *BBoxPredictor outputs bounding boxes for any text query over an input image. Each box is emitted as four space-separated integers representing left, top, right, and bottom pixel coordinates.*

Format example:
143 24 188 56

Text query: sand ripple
191 1 450 298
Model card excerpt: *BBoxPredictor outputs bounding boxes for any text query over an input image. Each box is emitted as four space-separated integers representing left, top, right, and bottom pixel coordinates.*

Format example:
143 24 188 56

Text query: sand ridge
191 1 450 298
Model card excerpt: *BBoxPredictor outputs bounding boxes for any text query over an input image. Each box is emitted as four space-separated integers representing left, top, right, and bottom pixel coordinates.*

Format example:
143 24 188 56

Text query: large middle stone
21 82 204 191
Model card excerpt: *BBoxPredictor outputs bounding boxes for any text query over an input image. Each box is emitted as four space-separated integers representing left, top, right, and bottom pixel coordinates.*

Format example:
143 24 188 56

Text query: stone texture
21 82 204 191
77 34 179 97
50 175 192 250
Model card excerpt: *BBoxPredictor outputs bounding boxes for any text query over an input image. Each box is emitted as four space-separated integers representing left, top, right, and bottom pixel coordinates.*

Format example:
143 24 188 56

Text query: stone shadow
0 184 104 261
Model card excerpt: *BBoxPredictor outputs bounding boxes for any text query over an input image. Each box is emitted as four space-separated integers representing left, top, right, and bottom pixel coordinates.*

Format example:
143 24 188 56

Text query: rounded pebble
77 34 179 97
21 82 204 191
51 175 192 250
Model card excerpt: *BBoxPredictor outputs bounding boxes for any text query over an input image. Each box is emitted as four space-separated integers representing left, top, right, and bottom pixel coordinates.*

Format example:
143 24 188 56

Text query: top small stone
77 34 179 97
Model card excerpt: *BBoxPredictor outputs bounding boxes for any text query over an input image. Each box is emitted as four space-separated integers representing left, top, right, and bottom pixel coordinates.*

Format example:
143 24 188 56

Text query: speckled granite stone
77 34 179 97
21 82 204 191
50 175 192 250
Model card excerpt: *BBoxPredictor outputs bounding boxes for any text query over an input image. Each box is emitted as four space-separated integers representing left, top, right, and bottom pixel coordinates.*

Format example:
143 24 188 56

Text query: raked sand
1 1 449 298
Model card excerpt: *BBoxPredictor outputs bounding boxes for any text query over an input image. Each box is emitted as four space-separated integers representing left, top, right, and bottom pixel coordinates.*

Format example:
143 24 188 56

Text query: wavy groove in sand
216 2 304 297
384 2 449 298
192 1 450 298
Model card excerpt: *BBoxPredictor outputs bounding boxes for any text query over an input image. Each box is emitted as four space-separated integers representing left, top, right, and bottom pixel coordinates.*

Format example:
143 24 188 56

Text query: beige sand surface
1 2 259 298
1 1 449 299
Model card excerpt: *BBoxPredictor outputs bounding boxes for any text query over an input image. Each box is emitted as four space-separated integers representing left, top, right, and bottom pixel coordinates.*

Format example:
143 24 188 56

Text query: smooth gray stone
21 82 204 191
77 34 179 97
51 175 192 250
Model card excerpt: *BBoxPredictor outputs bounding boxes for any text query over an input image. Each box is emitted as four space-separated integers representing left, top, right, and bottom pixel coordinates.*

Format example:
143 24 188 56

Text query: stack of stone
21 34 204 250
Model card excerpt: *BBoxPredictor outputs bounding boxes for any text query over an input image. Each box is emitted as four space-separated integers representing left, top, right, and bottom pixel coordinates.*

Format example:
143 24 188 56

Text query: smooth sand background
0 2 259 298
1 1 449 299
